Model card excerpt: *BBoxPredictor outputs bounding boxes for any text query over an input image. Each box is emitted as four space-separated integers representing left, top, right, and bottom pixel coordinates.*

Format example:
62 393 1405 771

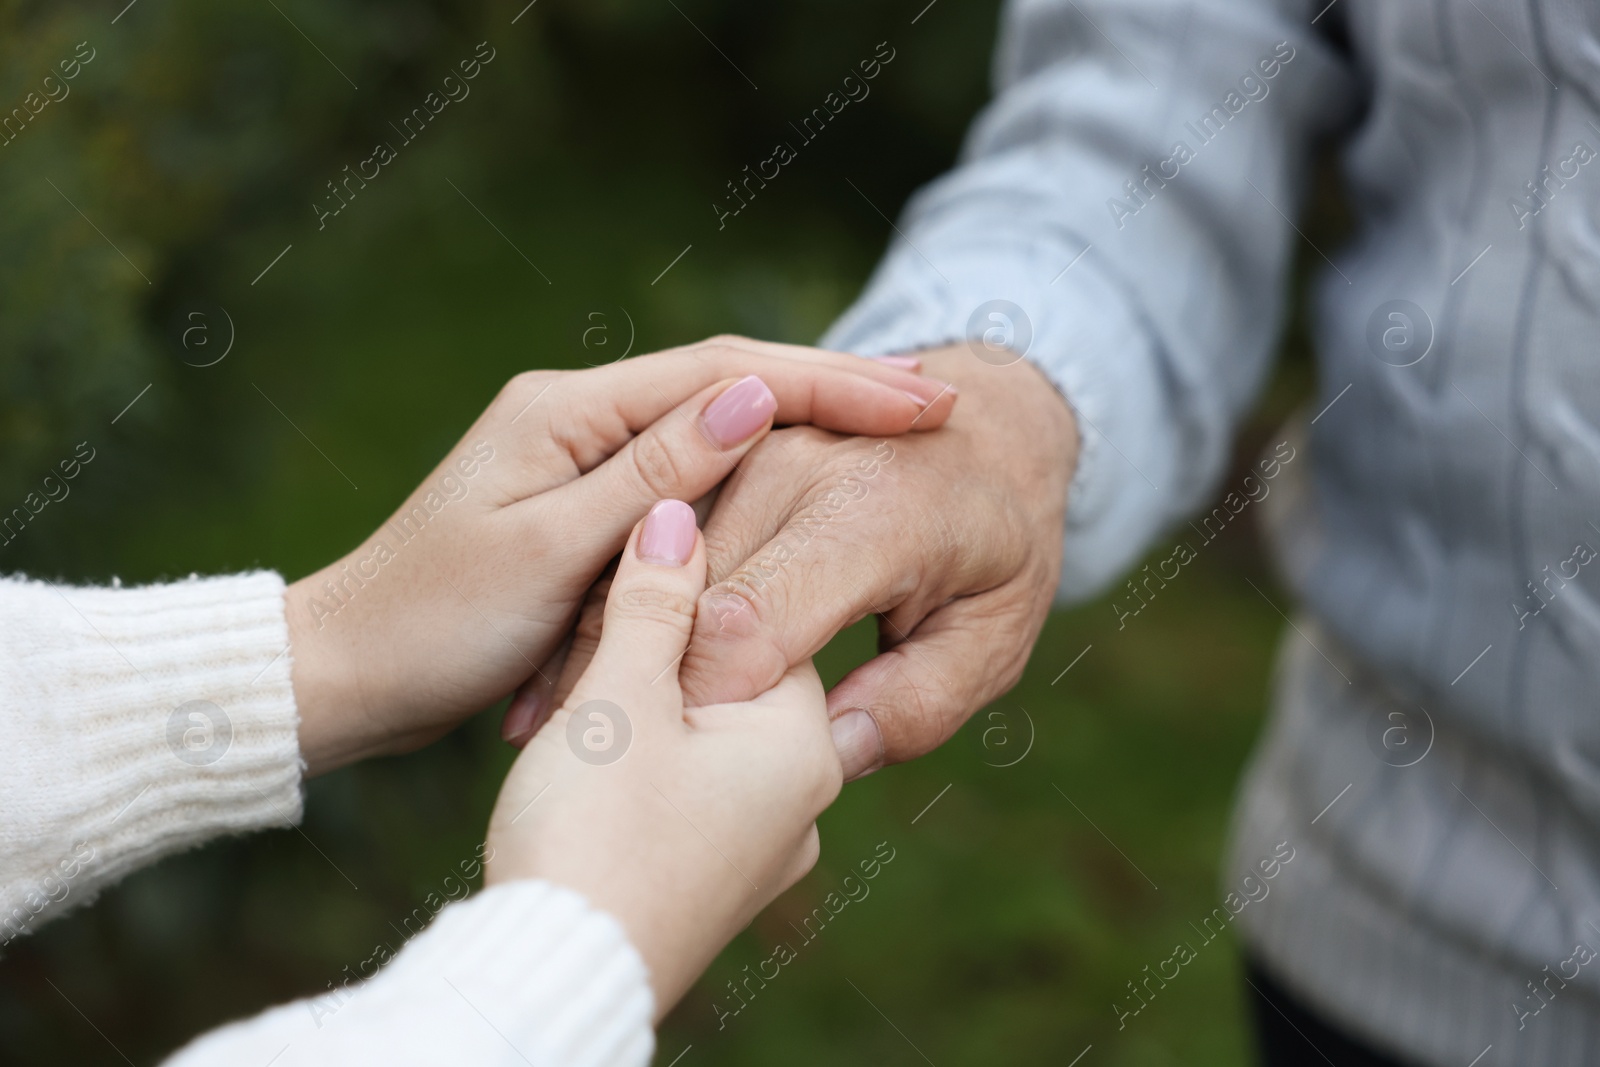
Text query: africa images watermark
1513 923 1600 1032
712 41 897 231
1106 41 1296 230
0 441 98 551
1 40 96 149
306 843 495 1028
566 699 632 765
1113 840 1296 1030
314 41 497 230
710 840 898 1030
0 841 98 952
979 705 1036 768
167 700 233 767
1512 537 1597 630
966 299 1033 367
1510 138 1598 231
1111 440 1297 629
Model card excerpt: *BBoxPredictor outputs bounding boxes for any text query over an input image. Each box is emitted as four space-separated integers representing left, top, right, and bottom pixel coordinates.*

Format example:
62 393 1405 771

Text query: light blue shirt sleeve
821 0 1358 603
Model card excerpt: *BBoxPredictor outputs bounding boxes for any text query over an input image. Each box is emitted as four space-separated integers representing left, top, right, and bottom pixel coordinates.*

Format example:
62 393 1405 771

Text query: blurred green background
0 0 1343 1063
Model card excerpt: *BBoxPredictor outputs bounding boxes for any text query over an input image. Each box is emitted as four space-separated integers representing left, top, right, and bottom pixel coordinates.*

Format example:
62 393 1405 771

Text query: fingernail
638 499 697 566
830 709 884 781
875 355 922 370
898 389 929 408
502 689 545 745
701 375 777 449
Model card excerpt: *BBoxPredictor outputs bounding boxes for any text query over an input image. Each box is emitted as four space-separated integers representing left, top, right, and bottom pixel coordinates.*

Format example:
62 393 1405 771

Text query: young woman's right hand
286 341 951 776
484 499 843 1019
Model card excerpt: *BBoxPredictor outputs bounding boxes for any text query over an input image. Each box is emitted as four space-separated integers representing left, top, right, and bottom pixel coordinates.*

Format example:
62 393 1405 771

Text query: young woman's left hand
287 340 952 776
484 499 842 1019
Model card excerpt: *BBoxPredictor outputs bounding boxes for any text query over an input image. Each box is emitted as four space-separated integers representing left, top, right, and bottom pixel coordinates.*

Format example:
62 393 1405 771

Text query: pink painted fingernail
876 355 922 370
638 499 697 566
700 375 777 449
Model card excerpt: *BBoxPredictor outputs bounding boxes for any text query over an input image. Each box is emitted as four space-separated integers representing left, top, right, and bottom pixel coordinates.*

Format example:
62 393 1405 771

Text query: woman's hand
509 338 1073 782
484 499 842 1019
286 339 953 776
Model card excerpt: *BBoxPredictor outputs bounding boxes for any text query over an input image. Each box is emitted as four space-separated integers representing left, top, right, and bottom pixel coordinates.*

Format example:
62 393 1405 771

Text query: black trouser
1247 960 1419 1067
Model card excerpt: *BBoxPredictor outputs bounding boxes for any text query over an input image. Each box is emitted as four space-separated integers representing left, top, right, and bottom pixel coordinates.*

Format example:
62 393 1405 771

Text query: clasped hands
284 335 1074 1016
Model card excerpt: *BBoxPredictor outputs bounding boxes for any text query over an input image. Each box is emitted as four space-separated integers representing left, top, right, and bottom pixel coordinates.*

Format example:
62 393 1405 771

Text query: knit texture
0 570 301 945
163 880 655 1067
0 570 658 1064
823 0 1600 1062
1227 620 1600 1066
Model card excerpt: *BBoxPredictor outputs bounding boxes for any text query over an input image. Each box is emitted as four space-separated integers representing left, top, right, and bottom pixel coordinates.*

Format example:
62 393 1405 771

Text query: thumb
568 499 706 714
825 590 1032 780
536 376 778 562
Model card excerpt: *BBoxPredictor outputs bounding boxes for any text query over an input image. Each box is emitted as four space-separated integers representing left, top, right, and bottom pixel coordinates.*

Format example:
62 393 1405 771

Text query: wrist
487 823 745 1021
490 863 721 1021
485 758 762 1022
286 560 376 777
915 343 1078 493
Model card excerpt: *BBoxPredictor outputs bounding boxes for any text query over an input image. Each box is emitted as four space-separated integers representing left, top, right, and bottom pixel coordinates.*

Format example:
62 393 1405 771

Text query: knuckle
778 424 841 454
696 333 754 353
887 663 958 754
727 426 836 485
680 586 791 695
679 336 753 374
697 581 769 640
612 585 699 627
736 425 832 476
809 440 897 505
493 371 567 434
898 673 935 731
627 431 695 500
501 369 558 408
697 516 756 581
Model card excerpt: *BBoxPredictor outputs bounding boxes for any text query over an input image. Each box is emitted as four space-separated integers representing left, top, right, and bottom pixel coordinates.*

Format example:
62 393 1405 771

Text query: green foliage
0 1 1335 1063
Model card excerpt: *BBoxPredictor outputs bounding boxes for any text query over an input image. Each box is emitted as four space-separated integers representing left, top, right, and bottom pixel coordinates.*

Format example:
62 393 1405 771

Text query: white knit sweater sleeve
0 570 657 1066
163 880 656 1067
0 570 303 943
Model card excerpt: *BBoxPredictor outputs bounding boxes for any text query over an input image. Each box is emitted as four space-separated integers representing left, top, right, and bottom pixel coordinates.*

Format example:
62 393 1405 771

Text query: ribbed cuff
0 570 301 941
385 880 656 1067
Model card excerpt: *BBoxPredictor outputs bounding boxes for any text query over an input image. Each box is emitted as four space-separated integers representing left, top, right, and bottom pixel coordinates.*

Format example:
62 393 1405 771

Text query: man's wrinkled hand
678 338 1076 779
